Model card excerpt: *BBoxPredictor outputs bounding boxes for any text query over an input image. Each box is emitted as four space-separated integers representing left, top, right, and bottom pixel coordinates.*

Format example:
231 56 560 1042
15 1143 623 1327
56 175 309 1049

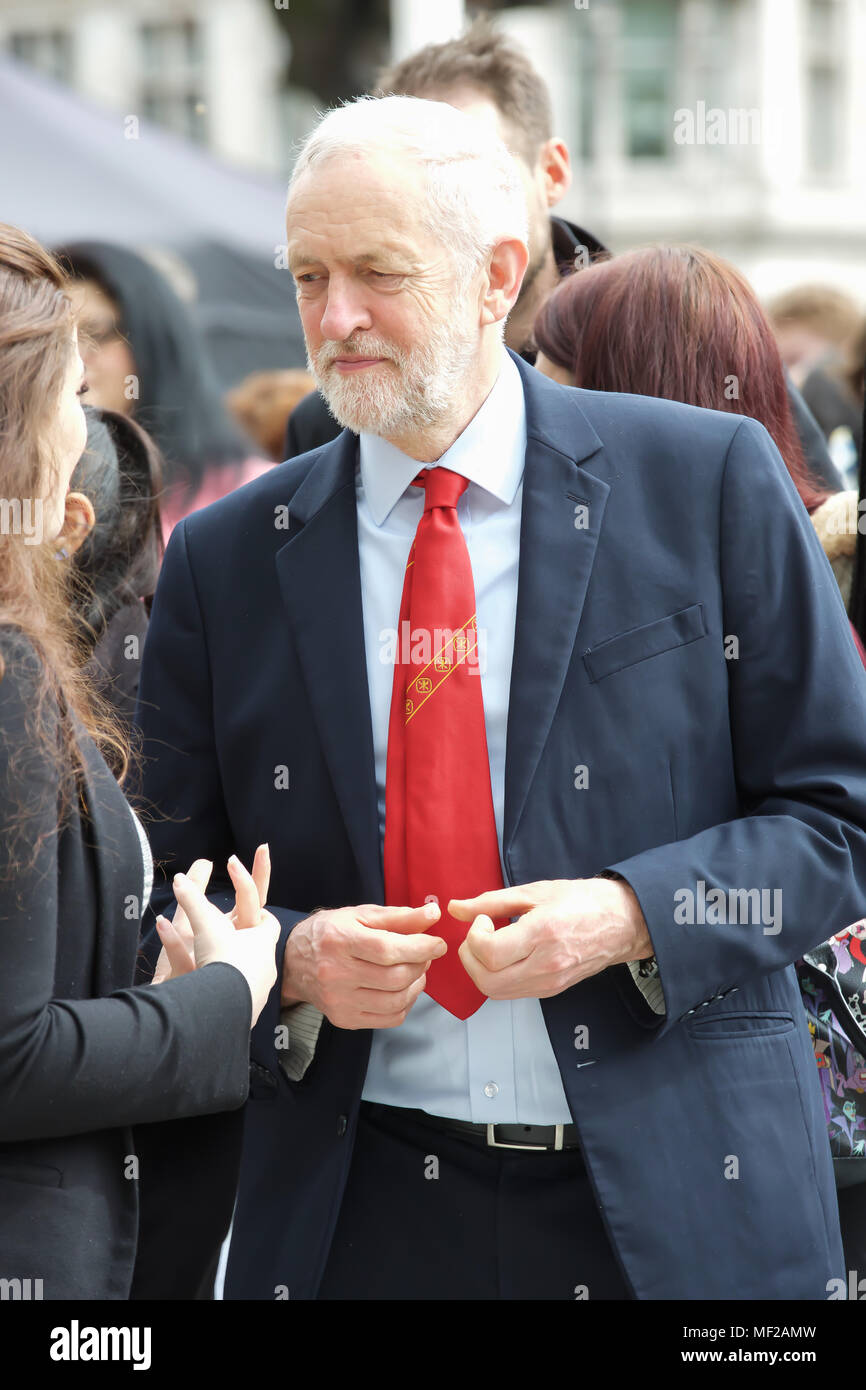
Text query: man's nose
319 279 372 342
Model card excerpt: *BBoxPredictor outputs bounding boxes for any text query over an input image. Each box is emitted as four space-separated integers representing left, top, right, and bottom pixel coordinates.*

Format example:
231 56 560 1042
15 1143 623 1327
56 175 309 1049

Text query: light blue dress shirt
357 348 573 1123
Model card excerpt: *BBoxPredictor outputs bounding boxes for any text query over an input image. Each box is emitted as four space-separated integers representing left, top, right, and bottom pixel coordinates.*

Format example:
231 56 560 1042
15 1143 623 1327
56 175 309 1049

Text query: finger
350 927 447 968
334 957 431 992
458 936 554 1000
155 915 195 977
227 854 262 929
448 885 541 921
355 974 427 1018
462 913 537 972
356 902 441 934
252 843 270 909
173 873 226 960
172 858 212 943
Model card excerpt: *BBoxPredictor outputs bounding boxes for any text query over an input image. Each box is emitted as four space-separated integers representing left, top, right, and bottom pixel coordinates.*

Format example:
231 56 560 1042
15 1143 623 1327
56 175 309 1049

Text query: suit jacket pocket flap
583 603 707 684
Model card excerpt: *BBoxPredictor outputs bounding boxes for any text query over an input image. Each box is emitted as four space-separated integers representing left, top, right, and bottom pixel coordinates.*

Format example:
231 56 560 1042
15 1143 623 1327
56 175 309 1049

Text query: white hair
287 95 529 290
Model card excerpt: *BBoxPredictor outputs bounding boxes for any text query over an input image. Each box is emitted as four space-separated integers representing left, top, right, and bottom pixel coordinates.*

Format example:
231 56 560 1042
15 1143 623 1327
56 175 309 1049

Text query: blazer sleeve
134 518 307 1071
0 632 253 1144
606 417 866 1033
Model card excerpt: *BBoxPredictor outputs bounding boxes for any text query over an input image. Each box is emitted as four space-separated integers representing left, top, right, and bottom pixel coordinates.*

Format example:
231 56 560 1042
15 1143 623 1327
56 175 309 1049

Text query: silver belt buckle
486 1123 563 1152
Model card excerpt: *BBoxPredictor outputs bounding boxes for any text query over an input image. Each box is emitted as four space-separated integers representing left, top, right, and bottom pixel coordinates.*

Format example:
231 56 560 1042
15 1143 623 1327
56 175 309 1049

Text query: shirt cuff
627 956 666 1015
278 1002 325 1081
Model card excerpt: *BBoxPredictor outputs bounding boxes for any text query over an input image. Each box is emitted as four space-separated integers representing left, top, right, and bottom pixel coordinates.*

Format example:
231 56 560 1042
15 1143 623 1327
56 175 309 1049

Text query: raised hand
152 844 271 982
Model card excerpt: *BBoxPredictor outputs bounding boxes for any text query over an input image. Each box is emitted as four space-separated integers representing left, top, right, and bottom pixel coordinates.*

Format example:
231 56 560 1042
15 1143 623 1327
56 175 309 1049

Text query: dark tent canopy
0 53 308 387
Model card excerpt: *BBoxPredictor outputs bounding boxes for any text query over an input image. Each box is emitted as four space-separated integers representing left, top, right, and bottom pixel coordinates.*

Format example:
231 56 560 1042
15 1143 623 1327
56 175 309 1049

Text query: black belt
363 1101 582 1152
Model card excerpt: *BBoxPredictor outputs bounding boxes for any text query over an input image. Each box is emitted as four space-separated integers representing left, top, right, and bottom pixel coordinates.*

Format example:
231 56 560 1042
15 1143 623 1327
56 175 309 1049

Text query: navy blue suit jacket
136 349 866 1299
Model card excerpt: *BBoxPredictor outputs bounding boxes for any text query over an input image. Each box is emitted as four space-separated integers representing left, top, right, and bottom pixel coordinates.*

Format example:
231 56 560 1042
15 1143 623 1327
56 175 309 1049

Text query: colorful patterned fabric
798 920 866 1165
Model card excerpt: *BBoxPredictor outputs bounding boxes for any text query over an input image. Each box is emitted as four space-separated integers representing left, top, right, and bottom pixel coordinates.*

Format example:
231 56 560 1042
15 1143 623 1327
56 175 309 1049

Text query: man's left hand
449 877 653 1001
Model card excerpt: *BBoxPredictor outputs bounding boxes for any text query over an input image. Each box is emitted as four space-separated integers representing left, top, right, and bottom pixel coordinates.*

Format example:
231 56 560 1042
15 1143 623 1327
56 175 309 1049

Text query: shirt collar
359 348 526 526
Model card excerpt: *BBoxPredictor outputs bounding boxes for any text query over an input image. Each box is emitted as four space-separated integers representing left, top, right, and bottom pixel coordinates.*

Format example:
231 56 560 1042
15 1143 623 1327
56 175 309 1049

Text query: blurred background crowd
3 0 865 492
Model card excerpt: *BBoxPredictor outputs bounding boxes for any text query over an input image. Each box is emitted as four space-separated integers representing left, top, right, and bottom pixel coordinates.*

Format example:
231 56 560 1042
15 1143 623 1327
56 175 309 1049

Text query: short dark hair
374 18 553 168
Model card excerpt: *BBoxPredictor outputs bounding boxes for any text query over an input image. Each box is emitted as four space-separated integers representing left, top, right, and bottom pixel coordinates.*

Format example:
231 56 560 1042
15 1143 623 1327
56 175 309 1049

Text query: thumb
468 913 496 935
465 913 496 948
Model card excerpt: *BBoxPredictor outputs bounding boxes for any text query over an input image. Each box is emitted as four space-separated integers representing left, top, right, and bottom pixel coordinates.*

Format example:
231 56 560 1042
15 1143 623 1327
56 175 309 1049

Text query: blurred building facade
2 0 864 304
0 0 289 174
556 0 866 304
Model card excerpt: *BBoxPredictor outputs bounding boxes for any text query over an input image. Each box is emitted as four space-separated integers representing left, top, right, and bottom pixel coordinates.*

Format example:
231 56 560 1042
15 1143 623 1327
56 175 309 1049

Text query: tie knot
413 467 469 512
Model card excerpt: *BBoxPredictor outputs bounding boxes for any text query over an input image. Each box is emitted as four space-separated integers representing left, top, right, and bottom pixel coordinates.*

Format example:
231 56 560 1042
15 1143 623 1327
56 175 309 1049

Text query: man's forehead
288 147 423 212
286 152 429 259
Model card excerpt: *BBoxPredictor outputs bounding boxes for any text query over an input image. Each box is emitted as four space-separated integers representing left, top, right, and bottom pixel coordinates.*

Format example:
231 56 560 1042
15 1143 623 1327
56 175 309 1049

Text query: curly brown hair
0 223 130 869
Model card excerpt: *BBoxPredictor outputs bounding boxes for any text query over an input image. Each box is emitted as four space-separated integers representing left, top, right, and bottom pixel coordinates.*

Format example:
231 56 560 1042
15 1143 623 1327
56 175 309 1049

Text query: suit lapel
274 431 383 899
503 352 609 856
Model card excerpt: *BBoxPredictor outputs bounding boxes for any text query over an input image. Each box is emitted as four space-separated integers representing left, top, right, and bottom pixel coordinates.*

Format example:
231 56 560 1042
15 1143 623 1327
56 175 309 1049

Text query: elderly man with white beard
136 95 866 1300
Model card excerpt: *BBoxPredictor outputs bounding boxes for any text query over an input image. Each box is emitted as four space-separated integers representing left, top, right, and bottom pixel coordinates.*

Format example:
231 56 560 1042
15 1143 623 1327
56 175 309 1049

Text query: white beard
308 296 481 440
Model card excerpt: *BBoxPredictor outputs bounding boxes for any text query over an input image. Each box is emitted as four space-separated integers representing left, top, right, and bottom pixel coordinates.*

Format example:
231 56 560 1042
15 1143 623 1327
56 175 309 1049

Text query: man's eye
369 271 401 281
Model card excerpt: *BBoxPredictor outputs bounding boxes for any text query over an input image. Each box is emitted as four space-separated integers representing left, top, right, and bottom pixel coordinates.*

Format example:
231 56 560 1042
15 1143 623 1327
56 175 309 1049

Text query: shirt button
483 1082 499 1099
336 1114 348 1136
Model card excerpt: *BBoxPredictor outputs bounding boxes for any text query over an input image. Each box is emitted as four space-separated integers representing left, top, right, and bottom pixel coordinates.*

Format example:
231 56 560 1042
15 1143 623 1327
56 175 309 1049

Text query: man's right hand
281 903 446 1029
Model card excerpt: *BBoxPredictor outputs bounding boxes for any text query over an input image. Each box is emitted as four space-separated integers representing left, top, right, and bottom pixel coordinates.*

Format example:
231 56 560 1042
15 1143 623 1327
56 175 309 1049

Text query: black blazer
0 627 252 1300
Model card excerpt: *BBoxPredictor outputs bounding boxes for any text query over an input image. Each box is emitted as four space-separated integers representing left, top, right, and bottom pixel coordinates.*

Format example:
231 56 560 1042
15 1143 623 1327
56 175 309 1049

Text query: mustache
315 339 397 370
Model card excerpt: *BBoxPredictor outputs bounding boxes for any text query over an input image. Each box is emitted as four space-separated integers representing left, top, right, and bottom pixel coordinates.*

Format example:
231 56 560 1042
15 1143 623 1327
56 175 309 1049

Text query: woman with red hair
534 244 864 658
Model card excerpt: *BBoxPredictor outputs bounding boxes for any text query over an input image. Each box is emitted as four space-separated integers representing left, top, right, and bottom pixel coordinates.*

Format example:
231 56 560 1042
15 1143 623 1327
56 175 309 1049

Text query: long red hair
534 244 827 511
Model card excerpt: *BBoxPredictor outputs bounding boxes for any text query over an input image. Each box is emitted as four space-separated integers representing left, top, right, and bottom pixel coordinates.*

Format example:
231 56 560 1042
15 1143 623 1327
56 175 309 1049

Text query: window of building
138 18 206 143
8 29 73 84
805 0 844 177
621 0 677 160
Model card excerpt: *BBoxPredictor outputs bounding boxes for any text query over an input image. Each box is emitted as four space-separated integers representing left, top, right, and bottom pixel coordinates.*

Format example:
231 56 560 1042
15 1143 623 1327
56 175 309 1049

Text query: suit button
337 1114 348 1137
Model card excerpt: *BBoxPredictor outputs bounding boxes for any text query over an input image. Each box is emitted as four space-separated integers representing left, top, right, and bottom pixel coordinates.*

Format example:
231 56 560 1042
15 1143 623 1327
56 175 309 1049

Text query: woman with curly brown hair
0 223 279 1300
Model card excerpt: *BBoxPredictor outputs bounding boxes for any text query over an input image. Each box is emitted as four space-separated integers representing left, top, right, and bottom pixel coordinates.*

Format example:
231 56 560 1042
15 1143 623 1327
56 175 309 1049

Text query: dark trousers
316 1101 633 1300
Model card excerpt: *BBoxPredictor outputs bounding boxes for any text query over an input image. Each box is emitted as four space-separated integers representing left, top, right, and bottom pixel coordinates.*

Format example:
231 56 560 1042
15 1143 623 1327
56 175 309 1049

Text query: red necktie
383 467 505 1019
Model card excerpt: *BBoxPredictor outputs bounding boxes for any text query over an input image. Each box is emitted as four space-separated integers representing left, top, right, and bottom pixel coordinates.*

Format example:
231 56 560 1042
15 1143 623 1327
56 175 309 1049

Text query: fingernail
173 872 186 885
424 902 439 919
228 855 239 869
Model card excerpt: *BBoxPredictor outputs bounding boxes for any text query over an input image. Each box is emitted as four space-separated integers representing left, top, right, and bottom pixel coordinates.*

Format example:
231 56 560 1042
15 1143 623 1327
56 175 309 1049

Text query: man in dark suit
137 94 866 1300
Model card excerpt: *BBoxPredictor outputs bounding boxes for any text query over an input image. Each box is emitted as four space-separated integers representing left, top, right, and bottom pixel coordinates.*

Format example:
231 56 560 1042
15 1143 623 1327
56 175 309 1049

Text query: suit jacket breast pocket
583 603 707 684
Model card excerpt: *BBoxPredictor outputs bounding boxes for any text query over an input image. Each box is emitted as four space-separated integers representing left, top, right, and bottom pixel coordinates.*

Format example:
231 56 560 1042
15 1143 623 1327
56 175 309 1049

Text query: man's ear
480 239 530 330
537 137 571 208
57 492 96 556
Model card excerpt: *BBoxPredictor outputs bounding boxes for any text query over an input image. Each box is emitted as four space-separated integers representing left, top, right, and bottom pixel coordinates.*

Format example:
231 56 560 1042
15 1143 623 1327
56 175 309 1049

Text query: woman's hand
169 869 279 1026
153 844 271 983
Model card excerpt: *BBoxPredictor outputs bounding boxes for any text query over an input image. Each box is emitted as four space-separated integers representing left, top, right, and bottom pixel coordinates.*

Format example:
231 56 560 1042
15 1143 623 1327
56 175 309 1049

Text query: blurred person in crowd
770 283 862 390
227 368 315 461
56 406 165 737
55 241 271 542
0 223 280 1300
534 245 864 657
135 96 866 1300
851 367 866 651
769 284 864 482
284 18 607 460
